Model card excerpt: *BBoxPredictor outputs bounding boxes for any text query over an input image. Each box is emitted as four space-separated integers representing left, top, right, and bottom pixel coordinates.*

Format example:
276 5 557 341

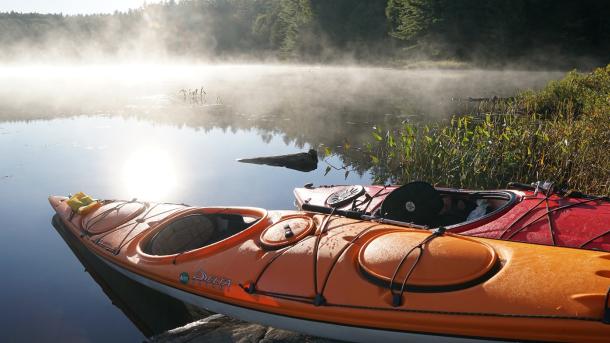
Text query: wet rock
237 149 318 172
259 327 338 343
149 314 343 343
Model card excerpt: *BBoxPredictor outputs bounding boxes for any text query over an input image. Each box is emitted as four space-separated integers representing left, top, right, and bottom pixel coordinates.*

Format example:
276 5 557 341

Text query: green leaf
388 133 395 147
372 131 383 141
324 146 331 157
324 166 331 176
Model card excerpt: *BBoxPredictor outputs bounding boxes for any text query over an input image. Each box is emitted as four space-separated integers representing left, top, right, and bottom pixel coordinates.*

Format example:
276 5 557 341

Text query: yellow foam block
77 201 101 215
67 192 98 213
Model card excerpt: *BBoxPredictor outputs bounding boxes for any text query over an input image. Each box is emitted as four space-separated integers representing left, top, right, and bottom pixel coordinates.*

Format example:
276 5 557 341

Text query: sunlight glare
121 147 179 201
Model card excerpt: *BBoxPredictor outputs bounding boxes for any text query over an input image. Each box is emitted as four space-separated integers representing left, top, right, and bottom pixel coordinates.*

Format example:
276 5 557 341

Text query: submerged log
451 96 514 102
237 149 318 172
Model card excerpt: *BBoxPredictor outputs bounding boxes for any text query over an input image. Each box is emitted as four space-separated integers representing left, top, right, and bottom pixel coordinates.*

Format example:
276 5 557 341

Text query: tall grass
369 65 610 194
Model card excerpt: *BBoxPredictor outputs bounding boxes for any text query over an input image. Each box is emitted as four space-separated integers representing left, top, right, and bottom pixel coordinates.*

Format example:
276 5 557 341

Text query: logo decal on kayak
192 269 232 290
179 272 189 284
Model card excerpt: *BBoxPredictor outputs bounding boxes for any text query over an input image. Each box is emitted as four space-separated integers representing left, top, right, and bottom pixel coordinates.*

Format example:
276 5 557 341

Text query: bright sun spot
121 147 179 201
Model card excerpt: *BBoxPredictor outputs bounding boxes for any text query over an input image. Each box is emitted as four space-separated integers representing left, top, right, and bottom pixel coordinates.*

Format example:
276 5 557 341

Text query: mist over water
0 63 564 172
0 63 562 119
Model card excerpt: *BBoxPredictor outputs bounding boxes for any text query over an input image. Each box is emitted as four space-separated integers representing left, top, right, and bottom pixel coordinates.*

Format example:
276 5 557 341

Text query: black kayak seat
379 181 443 226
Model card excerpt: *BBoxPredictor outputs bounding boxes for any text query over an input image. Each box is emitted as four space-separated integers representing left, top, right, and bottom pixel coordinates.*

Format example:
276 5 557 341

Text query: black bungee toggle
284 224 294 238
392 293 402 307
239 282 257 294
313 293 326 306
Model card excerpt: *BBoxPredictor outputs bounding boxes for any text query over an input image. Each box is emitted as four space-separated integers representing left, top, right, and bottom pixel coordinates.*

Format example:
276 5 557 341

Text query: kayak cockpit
376 181 517 228
142 211 262 256
433 189 516 227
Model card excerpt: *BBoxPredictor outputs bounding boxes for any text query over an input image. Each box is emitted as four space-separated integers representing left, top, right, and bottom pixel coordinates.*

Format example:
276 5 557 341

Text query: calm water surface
0 64 562 342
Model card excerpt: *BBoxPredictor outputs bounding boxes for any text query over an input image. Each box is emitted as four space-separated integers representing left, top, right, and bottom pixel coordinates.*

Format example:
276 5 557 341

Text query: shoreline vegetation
368 65 610 194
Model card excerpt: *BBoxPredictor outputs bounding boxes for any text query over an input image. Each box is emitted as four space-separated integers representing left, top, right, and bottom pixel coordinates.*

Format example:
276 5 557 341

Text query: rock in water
149 314 342 343
237 149 318 172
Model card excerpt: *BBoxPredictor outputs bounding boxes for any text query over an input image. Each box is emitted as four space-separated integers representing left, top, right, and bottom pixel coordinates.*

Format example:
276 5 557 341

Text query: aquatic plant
369 65 610 194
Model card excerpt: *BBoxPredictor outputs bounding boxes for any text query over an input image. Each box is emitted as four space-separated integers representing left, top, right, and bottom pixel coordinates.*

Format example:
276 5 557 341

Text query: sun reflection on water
121 147 179 201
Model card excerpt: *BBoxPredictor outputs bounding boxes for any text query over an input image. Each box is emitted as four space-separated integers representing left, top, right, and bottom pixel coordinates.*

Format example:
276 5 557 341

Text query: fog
0 63 563 119
0 63 563 174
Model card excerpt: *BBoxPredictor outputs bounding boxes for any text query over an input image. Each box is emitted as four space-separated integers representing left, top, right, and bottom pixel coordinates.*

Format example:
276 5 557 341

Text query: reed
369 65 610 194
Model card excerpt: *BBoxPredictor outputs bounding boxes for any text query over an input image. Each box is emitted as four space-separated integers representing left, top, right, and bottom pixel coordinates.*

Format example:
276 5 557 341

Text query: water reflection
51 215 207 338
122 147 180 200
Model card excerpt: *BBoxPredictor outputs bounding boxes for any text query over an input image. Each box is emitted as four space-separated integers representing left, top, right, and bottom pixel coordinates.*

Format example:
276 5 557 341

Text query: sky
0 0 162 15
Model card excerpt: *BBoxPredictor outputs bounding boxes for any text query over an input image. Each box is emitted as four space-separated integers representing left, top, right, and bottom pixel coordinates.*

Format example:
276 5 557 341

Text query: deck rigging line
389 227 446 307
83 201 185 254
499 181 608 246
238 218 607 323
505 195 607 242
350 185 389 213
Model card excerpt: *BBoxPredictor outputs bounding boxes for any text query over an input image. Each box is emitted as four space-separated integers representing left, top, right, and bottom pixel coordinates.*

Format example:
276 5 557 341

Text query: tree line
1 0 608 68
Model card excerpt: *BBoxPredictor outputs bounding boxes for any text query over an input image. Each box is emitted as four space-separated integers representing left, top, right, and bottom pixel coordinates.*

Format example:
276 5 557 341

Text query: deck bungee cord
236 210 610 323
500 191 609 245
240 209 382 307
75 200 186 254
311 208 337 306
101 204 180 254
507 196 610 239
234 204 610 324
498 183 555 241
349 185 389 213
388 227 446 307
82 199 144 234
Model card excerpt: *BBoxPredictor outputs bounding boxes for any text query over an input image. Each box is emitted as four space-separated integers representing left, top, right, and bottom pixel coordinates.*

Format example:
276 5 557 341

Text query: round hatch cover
260 216 314 249
358 231 497 290
326 185 365 207
82 202 146 235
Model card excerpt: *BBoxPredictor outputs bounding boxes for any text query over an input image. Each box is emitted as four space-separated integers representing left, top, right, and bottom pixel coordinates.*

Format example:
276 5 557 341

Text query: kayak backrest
379 181 443 225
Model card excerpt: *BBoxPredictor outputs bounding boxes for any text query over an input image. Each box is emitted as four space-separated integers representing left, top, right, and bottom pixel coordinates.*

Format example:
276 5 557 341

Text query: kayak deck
294 184 610 251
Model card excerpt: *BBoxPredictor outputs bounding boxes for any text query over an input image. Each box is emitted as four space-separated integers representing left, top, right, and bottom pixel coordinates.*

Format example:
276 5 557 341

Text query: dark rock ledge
149 314 342 343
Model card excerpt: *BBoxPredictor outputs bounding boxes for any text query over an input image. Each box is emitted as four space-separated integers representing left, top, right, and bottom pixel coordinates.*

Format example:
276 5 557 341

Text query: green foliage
253 0 313 59
369 65 610 194
519 65 610 118
386 0 437 42
386 0 610 64
2 0 610 65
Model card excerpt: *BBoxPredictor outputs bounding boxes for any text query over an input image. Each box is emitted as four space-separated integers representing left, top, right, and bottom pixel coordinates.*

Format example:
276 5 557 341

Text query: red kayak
294 181 610 251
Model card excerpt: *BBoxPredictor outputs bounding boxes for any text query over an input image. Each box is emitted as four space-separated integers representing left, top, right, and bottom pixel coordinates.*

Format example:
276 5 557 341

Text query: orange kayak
49 195 610 342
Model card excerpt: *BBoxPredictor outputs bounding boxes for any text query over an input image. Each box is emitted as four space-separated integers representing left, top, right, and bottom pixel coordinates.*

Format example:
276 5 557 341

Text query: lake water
0 64 563 342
